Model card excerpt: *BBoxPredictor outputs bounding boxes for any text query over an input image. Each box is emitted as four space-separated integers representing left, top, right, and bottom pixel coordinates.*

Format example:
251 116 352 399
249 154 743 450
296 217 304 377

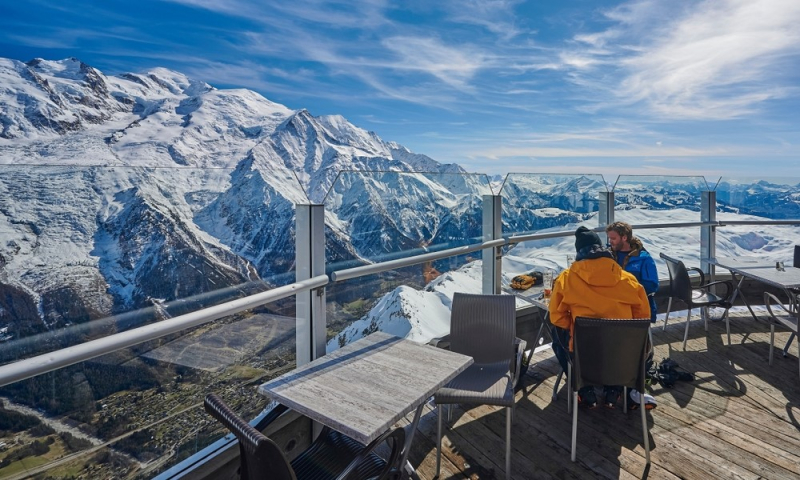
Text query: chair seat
435 361 514 407
691 289 729 307
291 428 388 480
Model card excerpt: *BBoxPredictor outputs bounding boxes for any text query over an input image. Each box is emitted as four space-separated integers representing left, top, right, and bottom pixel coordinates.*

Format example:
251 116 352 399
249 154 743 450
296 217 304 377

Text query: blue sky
2 0 800 177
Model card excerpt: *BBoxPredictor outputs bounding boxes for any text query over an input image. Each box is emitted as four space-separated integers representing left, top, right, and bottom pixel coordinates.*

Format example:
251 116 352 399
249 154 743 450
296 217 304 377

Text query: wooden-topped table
258 331 473 476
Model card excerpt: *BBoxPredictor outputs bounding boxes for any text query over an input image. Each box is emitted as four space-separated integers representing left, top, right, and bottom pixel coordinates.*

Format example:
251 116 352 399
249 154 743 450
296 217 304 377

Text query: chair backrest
572 317 650 391
449 292 516 364
794 245 800 269
204 394 296 480
662 256 692 303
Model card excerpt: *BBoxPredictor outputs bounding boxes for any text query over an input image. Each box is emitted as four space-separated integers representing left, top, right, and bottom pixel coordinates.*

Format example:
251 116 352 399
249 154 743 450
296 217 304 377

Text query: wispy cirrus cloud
561 0 800 119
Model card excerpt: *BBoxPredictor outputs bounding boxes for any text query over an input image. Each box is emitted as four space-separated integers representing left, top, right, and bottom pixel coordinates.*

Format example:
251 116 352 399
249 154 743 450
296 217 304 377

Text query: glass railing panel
714 176 800 262
612 175 710 220
499 173 608 284
500 173 608 236
326 263 483 352
0 306 295 478
611 175 710 267
0 165 303 364
323 171 492 347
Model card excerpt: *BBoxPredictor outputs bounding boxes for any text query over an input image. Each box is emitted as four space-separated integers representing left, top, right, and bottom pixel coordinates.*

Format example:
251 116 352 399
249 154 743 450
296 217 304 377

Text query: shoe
578 388 597 409
603 386 622 409
628 389 657 410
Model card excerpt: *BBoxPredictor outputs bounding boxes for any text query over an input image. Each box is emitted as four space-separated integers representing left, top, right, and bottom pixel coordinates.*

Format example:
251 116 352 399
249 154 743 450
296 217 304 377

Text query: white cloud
562 0 800 119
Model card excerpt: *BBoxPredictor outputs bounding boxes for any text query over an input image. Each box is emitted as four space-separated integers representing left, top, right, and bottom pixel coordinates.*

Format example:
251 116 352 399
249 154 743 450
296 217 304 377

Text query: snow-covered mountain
2 57 800 354
0 57 475 341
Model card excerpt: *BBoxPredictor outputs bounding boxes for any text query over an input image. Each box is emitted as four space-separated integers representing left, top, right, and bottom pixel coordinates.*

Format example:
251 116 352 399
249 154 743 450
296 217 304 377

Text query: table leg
783 333 796 357
397 403 425 479
730 273 760 322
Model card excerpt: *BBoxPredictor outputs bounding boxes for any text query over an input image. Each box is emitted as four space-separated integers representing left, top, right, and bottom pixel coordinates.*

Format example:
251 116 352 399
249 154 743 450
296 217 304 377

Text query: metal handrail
329 220 737 282
719 220 800 226
505 229 585 245
330 239 505 282
631 221 718 230
0 275 329 388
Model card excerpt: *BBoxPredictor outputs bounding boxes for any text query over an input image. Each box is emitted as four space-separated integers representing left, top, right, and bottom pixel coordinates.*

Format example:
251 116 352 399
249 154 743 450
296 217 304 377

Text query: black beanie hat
575 226 602 252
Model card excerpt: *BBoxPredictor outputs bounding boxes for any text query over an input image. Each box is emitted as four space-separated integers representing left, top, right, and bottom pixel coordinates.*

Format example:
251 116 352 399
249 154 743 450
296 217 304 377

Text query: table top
257 331 473 445
504 286 550 310
707 257 800 290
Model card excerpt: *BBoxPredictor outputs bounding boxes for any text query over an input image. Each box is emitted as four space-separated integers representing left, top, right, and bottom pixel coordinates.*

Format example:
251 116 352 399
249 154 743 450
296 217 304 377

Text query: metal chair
434 293 523 480
660 253 733 350
765 292 800 378
569 317 652 464
203 393 404 480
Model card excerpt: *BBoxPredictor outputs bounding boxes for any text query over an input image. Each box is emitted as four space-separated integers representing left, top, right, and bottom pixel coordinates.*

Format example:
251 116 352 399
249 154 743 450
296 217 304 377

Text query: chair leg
663 298 672 331
567 363 573 414
797 333 800 379
784 332 796 358
505 407 511 480
623 386 628 414
726 310 732 346
571 390 578 462
703 307 708 332
641 391 650 465
436 405 442 478
769 325 775 365
552 370 563 402
682 310 692 351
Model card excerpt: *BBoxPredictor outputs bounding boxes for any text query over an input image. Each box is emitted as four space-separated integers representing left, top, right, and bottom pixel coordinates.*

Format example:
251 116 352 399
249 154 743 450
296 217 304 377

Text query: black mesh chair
765 292 800 378
660 253 733 350
570 317 652 464
434 293 523 480
204 393 404 480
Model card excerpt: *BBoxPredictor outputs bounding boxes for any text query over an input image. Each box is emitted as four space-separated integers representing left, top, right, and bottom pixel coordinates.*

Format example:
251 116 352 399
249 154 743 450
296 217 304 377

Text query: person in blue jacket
606 221 658 321
606 221 659 410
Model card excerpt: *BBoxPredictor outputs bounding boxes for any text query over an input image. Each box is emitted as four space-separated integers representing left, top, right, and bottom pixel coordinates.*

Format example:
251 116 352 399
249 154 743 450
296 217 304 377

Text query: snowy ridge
0 56 476 337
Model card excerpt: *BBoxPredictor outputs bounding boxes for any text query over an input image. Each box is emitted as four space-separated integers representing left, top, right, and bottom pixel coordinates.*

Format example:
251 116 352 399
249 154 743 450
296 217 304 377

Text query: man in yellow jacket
549 226 651 408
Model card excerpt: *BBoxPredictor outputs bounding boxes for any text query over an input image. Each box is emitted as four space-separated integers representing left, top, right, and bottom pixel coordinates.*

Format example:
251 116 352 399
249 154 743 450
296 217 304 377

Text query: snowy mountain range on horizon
2 56 800 354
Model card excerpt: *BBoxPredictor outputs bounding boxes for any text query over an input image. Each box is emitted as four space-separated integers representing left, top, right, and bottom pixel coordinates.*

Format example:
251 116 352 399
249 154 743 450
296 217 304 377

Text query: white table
258 331 473 476
707 257 800 348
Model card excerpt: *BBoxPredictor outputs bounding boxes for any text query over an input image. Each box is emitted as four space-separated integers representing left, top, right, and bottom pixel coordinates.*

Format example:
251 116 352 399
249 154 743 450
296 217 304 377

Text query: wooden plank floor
398 311 800 479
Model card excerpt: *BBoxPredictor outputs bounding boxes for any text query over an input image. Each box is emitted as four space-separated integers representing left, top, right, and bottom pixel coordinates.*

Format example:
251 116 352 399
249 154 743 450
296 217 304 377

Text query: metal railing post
482 195 502 294
701 191 716 276
599 191 614 244
296 204 327 366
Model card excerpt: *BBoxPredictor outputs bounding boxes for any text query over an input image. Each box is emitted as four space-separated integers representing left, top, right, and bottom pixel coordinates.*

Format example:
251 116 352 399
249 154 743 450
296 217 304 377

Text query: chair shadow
653 314 800 415
431 311 800 479
512 360 653 479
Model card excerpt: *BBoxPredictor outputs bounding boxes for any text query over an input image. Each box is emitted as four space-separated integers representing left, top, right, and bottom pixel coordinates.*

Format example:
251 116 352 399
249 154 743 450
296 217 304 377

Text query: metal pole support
482 195 502 294
296 204 327 366
598 191 615 245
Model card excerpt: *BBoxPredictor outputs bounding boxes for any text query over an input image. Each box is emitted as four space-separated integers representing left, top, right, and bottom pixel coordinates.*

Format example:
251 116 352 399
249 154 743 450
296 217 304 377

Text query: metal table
707 257 800 349
258 331 473 478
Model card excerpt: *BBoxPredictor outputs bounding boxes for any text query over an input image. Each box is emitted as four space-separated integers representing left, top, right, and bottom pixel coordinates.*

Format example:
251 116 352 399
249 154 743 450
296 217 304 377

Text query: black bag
655 358 694 388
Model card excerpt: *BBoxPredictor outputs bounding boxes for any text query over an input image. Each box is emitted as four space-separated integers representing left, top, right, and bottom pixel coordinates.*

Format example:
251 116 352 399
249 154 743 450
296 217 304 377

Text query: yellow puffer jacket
549 256 651 350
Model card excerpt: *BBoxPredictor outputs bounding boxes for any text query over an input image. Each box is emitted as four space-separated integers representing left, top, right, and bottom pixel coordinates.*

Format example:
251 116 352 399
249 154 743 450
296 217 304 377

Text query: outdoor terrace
402 311 800 479
2 170 800 479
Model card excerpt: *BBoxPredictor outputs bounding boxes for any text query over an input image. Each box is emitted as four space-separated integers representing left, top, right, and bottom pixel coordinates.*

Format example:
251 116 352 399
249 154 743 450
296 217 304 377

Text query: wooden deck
397 311 800 479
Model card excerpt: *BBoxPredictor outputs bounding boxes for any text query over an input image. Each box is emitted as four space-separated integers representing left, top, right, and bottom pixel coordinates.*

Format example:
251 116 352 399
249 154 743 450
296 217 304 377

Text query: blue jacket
615 249 659 321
